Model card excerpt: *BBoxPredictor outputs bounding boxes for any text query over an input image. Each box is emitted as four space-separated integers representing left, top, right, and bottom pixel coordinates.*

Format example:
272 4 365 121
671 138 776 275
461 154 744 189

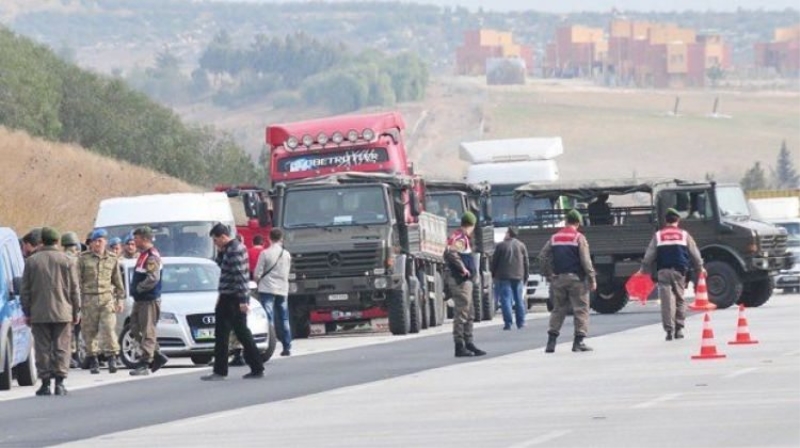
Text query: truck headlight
374 278 388 289
288 273 296 280
289 282 298 293
159 312 178 325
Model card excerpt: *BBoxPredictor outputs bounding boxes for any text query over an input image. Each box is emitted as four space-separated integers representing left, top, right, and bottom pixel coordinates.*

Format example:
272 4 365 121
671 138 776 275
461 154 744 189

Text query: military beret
461 211 477 227
108 237 122 247
665 208 681 219
566 209 583 225
123 233 135 244
90 228 108 241
133 226 154 239
41 227 60 246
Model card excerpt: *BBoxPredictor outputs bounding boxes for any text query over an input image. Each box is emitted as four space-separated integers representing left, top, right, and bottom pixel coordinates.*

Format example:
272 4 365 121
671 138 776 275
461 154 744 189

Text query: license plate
195 328 215 340
328 294 349 301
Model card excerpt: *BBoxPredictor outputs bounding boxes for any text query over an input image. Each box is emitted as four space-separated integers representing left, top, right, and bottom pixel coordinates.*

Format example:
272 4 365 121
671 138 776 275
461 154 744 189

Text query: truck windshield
716 186 751 218
283 186 388 228
427 194 465 226
104 222 215 259
494 193 551 226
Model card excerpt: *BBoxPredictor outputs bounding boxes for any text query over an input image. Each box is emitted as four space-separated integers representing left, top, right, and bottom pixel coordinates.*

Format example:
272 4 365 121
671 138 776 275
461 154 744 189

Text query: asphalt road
0 307 662 447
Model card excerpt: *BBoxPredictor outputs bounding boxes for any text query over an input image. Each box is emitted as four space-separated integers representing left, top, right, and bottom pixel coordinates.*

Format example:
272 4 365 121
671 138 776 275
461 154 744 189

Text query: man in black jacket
491 227 529 330
201 223 264 381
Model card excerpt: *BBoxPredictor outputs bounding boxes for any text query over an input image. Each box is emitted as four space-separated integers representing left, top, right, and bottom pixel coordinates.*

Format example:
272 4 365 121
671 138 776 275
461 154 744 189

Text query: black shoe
70 353 80 369
35 380 51 397
200 373 226 381
675 328 684 339
107 355 118 374
80 356 91 370
465 342 486 356
666 331 674 341
280 349 291 357
455 342 474 358
150 352 169 373
89 356 100 375
54 377 67 396
129 362 150 376
243 371 265 379
229 350 246 367
572 335 593 352
545 333 558 353
502 324 512 331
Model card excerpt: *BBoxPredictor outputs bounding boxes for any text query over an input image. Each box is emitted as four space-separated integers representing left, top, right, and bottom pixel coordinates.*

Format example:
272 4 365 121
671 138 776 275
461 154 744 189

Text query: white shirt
254 243 291 296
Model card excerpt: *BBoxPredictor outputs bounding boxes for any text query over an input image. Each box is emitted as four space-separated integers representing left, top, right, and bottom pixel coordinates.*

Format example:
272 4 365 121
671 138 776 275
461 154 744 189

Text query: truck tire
472 277 484 322
738 277 773 308
261 322 277 363
388 282 411 335
481 274 494 321
705 261 742 309
430 271 445 327
590 283 629 314
13 341 36 387
409 278 422 334
289 301 311 339
0 339 11 391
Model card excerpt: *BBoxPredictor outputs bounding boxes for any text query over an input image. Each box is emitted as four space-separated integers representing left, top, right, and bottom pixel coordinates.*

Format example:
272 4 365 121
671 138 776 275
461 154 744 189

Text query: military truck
274 172 447 337
425 180 495 321
513 179 792 313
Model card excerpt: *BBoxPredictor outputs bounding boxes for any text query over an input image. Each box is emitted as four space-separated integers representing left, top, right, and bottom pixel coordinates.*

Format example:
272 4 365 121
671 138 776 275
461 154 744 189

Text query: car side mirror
11 276 22 297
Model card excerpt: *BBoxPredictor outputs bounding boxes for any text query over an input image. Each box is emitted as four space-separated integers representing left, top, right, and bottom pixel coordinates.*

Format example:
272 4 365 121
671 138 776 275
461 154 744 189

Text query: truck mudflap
308 307 390 336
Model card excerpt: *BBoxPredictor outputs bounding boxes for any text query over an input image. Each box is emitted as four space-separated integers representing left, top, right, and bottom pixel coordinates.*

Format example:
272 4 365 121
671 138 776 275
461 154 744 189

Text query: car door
1 241 30 367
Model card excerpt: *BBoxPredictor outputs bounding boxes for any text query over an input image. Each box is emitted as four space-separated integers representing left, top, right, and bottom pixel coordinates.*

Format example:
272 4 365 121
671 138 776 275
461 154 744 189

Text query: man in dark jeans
491 227 529 330
201 224 265 381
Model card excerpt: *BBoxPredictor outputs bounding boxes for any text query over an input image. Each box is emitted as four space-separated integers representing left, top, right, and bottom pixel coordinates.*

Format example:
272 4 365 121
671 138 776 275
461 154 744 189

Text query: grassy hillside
0 126 198 236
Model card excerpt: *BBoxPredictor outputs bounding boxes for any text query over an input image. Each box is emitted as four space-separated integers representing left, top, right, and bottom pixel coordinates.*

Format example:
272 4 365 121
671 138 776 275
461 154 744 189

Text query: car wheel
261 322 277 363
118 323 140 369
190 355 213 366
0 339 12 391
13 341 36 387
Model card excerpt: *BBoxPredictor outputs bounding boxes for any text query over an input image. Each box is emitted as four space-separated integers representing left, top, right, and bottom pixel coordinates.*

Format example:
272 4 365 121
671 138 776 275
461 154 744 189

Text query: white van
94 193 235 259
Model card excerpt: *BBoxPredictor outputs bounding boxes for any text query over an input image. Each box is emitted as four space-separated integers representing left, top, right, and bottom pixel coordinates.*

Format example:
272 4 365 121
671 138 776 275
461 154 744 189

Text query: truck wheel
289 301 311 339
419 286 429 331
261 322 277 363
430 271 445 327
590 283 628 314
472 277 484 322
409 296 421 334
481 274 494 321
738 277 773 308
190 355 213 365
13 341 36 387
0 339 12 391
388 282 411 335
705 261 742 309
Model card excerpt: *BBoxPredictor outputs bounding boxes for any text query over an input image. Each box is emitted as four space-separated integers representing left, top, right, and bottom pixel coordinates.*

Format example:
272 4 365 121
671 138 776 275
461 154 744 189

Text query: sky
206 0 800 13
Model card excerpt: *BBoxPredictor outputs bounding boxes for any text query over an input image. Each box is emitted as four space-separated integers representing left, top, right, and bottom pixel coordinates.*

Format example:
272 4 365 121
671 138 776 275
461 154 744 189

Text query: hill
0 126 198 236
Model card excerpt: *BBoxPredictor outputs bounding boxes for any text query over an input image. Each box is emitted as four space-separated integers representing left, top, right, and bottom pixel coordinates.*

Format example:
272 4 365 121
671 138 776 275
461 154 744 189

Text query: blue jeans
258 293 292 351
496 279 526 328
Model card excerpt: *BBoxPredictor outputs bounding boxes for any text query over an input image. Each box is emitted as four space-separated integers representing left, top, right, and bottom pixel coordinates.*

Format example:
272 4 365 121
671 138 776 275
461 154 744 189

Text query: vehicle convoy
95 193 236 259
116 257 275 367
460 137 563 307
274 172 447 337
425 180 495 321
513 179 793 313
0 227 36 391
748 195 800 293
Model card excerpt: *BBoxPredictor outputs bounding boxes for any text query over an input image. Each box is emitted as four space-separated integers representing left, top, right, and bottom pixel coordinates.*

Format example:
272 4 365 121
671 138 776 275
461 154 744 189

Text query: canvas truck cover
459 138 564 164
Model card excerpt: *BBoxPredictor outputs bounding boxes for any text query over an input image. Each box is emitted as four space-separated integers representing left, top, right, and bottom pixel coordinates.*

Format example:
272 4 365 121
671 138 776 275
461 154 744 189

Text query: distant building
545 25 607 78
754 25 800 76
456 29 534 76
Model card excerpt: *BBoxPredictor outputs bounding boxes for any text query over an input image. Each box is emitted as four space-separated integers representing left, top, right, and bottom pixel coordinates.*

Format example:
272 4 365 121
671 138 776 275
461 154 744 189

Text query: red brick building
456 29 534 75
755 25 800 76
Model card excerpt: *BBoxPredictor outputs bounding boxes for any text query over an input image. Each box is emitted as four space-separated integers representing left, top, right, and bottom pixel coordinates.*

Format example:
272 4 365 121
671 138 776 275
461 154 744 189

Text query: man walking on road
491 227 529 330
21 227 81 396
78 229 126 374
255 229 292 357
202 224 265 381
129 226 169 376
638 208 705 341
538 210 597 353
444 212 487 358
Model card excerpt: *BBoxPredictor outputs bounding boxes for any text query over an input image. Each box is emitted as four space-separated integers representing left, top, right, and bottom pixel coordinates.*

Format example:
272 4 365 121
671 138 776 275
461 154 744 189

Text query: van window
104 221 216 259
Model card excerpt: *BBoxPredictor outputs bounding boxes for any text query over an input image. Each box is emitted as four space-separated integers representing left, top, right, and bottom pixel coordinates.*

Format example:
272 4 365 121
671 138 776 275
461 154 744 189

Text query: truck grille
760 234 788 254
293 243 381 279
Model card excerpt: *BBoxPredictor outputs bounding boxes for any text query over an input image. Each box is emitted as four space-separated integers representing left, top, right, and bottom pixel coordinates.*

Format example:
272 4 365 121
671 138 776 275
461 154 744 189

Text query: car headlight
159 312 178 325
374 277 388 289
249 305 267 320
289 282 298 293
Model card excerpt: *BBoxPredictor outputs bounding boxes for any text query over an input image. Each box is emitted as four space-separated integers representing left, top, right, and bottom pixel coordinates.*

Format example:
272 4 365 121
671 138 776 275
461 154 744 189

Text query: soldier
61 231 83 369
121 233 139 260
129 226 169 376
108 237 123 258
638 208 705 341
443 212 487 358
538 210 597 353
78 229 126 374
21 227 81 396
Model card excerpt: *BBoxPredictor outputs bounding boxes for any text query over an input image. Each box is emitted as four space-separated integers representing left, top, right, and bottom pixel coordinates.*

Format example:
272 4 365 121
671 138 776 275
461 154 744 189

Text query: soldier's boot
465 342 486 357
80 356 92 370
229 349 246 366
454 342 474 358
35 379 52 396
545 333 558 353
107 355 118 374
674 327 685 339
54 377 67 396
89 356 100 375
129 361 150 376
150 351 169 373
98 354 107 368
665 331 674 341
69 352 80 369
572 335 593 352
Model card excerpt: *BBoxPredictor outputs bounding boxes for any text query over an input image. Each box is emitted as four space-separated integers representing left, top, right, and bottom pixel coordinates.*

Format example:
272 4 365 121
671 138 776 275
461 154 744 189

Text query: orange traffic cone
691 312 726 360
728 304 759 345
689 273 717 311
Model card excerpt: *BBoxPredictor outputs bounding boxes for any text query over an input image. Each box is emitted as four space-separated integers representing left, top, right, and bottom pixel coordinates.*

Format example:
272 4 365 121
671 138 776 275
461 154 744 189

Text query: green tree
740 162 768 191
774 140 799 189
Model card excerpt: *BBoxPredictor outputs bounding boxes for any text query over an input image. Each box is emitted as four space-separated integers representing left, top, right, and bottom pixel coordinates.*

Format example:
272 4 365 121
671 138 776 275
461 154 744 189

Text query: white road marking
507 430 572 448
782 349 800 357
631 393 682 409
723 367 759 379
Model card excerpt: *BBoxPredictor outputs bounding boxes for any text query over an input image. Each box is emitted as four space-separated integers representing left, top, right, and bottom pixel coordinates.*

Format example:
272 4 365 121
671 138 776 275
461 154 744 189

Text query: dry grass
0 126 199 236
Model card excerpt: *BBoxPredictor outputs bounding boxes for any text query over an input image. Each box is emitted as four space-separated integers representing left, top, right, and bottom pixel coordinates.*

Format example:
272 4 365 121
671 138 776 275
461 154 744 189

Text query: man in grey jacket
21 227 81 396
491 227 529 330
254 228 292 356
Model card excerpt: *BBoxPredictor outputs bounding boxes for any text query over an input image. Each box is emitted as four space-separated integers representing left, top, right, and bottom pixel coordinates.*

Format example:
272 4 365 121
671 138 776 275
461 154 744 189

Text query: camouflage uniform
78 249 125 365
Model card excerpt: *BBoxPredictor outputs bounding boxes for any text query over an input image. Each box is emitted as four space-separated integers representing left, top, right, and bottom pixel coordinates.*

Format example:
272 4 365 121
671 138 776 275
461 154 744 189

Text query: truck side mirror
243 192 259 219
409 190 421 217
257 202 272 227
482 198 493 222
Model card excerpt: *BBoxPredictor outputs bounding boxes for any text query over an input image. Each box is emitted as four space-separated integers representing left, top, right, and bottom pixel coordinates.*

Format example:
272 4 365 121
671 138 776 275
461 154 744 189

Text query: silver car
115 257 276 367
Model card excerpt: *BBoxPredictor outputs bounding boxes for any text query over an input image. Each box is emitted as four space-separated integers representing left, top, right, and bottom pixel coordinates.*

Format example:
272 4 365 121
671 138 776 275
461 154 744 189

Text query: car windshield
105 222 215 259
427 193 465 226
493 193 551 226
127 263 219 293
776 222 800 247
283 186 388 228
717 186 751 218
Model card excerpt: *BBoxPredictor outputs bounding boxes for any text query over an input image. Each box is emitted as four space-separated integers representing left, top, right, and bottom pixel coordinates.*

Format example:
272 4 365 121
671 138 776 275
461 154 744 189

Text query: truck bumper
293 274 403 307
752 255 794 271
